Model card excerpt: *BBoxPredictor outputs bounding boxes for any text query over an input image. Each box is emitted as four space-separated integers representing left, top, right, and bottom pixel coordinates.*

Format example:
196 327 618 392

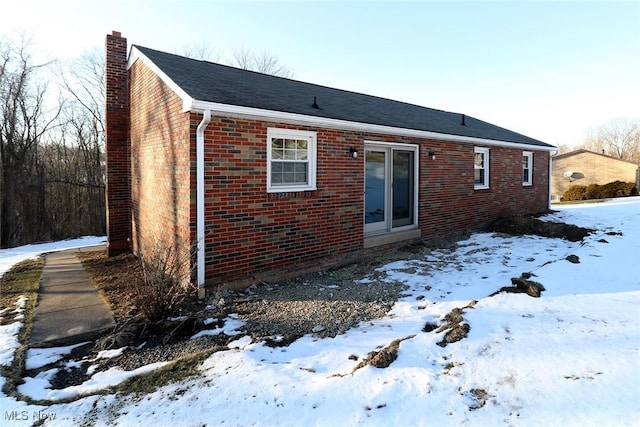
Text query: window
523 151 533 186
474 147 490 189
267 128 317 192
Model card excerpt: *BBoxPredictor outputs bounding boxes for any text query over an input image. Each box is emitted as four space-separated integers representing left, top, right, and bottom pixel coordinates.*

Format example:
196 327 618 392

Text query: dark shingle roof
133 45 554 148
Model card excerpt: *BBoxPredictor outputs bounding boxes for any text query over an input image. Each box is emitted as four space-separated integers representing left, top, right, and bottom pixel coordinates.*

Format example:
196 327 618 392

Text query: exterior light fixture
428 151 436 160
349 147 358 158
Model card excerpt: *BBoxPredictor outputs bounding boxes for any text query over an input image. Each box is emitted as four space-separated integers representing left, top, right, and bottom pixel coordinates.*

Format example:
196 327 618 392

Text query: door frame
363 141 419 237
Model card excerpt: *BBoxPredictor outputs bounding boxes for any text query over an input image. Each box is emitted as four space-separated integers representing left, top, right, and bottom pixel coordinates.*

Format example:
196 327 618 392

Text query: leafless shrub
131 243 196 323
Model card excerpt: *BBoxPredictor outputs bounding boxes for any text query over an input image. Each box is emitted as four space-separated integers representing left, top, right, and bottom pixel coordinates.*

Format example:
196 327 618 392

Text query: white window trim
267 128 317 193
523 151 533 186
474 147 490 190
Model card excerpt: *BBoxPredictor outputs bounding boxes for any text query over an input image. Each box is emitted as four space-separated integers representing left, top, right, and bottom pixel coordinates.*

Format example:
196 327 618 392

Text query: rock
510 277 545 297
422 322 438 333
354 337 414 370
311 325 325 333
437 323 470 347
566 255 580 264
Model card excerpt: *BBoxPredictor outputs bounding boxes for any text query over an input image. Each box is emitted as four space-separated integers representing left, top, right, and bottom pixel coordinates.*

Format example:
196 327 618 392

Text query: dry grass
0 258 44 399
115 348 221 396
77 250 203 322
76 250 143 321
0 258 44 315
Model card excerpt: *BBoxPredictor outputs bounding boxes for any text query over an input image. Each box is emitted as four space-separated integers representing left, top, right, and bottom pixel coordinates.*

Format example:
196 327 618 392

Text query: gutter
129 49 555 153
188 100 558 153
196 110 211 299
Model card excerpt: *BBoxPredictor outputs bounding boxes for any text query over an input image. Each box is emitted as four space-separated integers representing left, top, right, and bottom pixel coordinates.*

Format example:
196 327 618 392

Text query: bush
585 183 602 200
132 244 196 322
561 181 638 202
560 185 587 201
599 180 638 198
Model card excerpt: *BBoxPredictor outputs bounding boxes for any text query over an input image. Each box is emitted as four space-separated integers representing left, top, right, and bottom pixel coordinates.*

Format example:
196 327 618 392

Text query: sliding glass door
364 143 418 235
365 149 388 233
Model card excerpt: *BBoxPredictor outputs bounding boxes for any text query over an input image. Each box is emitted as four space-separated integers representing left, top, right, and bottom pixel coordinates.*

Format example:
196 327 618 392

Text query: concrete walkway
30 245 115 348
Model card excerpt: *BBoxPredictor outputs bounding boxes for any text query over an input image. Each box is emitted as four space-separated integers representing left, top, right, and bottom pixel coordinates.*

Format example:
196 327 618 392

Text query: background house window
267 128 317 192
523 151 533 186
474 147 490 189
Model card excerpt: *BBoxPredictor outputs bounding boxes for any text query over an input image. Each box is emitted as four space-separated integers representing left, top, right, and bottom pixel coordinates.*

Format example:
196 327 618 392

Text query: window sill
267 190 318 199
267 186 316 194
474 185 490 190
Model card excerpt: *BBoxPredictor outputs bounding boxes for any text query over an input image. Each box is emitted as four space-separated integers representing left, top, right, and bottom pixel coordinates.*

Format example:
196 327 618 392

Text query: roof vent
311 96 320 109
461 114 466 126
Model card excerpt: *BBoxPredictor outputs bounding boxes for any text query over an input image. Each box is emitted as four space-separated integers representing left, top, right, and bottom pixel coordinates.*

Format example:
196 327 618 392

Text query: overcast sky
4 0 639 147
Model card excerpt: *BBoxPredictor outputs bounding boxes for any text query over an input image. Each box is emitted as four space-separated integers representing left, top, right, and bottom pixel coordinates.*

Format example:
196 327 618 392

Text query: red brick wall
123 54 549 287
418 141 549 240
104 32 131 255
114 33 549 290
129 60 192 275
192 116 550 285
196 119 364 285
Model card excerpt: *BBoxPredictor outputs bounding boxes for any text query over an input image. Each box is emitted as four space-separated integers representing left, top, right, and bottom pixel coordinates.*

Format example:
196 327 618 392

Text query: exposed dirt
52 248 409 388
489 214 594 242
76 251 144 321
491 274 546 298
466 388 491 411
39 212 595 392
355 337 405 370
434 301 477 347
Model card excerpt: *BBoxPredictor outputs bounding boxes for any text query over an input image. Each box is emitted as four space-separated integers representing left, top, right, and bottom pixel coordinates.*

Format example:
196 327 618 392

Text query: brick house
105 32 556 297
551 149 640 200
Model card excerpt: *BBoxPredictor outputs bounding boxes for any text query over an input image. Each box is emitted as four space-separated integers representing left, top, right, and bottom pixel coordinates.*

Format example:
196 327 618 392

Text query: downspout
548 149 557 208
196 110 211 300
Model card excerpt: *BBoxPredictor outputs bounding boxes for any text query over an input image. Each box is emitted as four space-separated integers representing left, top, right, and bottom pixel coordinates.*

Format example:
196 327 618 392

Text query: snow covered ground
0 200 639 426
0 236 106 278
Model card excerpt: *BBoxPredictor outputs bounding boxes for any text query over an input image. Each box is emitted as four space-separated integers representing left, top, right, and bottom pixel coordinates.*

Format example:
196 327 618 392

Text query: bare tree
0 38 106 248
598 118 639 162
581 131 605 155
178 41 293 78
60 48 105 135
178 40 223 62
0 37 60 247
178 43 293 78
50 49 106 238
581 118 640 163
554 143 574 155
230 47 293 78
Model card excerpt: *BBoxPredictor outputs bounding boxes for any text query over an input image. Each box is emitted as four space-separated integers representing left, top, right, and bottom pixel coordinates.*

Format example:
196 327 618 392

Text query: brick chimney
105 31 131 256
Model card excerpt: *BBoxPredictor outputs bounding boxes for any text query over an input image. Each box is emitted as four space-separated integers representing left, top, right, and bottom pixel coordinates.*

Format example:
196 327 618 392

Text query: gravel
225 266 405 339
47 257 410 387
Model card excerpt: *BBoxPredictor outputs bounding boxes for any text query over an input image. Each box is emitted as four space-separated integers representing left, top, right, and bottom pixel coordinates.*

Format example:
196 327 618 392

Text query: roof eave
188 99 557 152
128 46 195 111
127 46 555 152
